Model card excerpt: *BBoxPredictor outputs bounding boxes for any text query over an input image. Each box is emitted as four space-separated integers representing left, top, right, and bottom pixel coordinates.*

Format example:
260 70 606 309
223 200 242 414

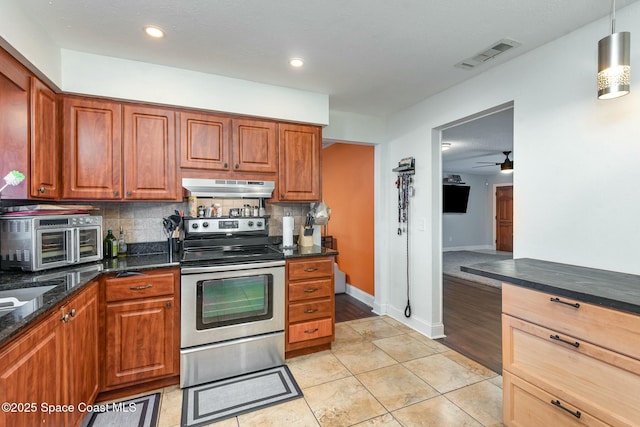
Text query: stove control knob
202 222 209 228
191 223 199 229
247 221 254 227
256 221 263 227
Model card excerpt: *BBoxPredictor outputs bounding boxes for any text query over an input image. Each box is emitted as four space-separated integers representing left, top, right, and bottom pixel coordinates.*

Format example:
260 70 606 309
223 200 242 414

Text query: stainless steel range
179 216 285 388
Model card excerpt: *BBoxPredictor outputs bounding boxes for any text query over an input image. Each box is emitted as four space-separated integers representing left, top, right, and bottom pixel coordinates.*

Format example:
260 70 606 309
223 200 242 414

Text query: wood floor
335 293 377 323
438 274 502 373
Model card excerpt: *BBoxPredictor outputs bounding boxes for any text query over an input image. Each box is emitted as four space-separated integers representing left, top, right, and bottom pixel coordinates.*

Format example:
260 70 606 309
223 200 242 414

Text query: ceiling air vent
455 38 521 70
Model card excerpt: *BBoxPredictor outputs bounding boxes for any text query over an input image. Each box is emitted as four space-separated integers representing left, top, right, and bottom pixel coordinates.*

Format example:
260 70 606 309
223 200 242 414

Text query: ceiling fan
473 151 514 173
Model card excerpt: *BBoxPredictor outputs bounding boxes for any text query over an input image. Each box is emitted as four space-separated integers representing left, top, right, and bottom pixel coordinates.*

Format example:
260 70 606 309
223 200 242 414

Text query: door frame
493 183 513 251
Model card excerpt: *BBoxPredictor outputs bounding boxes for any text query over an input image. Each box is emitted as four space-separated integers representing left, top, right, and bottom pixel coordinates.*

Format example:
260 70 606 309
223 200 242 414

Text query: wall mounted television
443 185 470 213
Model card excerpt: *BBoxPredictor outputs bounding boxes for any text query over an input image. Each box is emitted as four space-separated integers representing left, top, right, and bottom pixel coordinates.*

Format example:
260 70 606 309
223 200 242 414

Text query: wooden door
63 281 99 427
180 111 230 171
232 118 278 173
104 296 177 387
30 77 59 199
123 105 178 200
278 123 321 201
0 48 30 199
0 312 64 427
496 185 513 252
62 96 123 199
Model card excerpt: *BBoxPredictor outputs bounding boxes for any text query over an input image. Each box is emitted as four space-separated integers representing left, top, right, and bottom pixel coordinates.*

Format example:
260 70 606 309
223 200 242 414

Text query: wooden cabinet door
62 97 123 199
30 77 59 199
0 312 64 427
278 123 321 201
63 281 99 427
180 111 230 170
232 118 278 173
104 296 177 387
123 105 178 200
0 48 30 199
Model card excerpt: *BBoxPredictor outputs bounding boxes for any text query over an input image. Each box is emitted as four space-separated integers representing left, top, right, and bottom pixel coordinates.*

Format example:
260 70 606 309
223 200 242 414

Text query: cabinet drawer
288 318 333 343
105 272 175 302
289 299 333 323
288 258 333 281
503 284 640 359
288 279 333 302
503 314 640 427
503 371 607 427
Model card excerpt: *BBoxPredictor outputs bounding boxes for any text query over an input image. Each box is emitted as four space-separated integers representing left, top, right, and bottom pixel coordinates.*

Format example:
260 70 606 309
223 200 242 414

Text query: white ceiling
442 107 514 176
13 0 639 118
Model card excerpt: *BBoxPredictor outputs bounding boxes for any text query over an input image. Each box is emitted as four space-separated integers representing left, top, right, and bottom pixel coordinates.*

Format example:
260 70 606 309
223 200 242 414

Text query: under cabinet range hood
182 178 275 198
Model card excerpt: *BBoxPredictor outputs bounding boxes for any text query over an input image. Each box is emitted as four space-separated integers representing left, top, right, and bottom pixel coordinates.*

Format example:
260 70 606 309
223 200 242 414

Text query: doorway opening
436 102 514 373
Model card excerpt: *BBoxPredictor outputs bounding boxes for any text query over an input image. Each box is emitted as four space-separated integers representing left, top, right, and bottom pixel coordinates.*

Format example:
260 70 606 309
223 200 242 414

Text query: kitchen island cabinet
285 256 335 357
277 123 322 202
0 280 98 427
462 258 640 427
101 268 180 391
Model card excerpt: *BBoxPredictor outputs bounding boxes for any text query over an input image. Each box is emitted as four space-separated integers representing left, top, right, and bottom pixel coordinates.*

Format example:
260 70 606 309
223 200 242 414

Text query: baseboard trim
443 245 494 252
344 283 375 307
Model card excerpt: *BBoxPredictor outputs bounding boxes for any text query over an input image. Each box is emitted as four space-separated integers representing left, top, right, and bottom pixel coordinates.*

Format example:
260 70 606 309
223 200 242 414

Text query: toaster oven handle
66 228 77 264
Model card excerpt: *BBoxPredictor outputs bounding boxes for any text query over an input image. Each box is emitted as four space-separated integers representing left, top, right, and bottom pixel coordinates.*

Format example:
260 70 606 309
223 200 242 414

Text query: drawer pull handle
130 284 153 290
549 334 580 348
304 288 319 293
304 328 319 334
304 308 318 313
551 400 581 419
550 297 580 309
304 267 319 272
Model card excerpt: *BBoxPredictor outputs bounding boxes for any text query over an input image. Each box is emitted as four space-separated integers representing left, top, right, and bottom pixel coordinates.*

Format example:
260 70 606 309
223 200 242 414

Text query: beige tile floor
155 316 504 427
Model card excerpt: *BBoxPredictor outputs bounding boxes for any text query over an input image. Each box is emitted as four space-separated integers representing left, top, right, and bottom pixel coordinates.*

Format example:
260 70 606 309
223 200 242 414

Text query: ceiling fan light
597 30 630 99
441 142 452 151
500 158 513 173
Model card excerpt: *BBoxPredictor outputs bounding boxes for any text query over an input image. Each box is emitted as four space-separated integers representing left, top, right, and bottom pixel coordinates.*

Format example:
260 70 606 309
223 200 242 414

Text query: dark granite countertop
0 252 179 346
461 258 640 315
280 245 338 259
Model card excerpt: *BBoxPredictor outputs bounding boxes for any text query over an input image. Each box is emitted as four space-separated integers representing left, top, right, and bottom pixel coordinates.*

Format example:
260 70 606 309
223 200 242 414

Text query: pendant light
597 0 631 99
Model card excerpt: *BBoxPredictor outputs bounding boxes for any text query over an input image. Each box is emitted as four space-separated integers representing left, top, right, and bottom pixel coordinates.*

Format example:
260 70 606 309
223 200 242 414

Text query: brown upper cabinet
123 105 178 200
180 113 278 174
62 97 179 201
0 48 30 199
30 77 59 199
278 123 322 201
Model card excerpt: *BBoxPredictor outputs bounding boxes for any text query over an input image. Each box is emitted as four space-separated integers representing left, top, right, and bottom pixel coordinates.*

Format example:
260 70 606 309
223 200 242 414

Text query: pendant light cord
611 0 617 34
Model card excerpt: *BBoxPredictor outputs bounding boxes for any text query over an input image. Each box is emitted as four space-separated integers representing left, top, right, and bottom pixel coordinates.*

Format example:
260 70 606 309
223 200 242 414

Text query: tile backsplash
93 199 315 244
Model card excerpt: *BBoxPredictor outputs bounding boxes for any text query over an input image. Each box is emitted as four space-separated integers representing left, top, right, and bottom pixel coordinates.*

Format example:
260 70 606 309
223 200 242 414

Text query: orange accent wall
321 143 374 295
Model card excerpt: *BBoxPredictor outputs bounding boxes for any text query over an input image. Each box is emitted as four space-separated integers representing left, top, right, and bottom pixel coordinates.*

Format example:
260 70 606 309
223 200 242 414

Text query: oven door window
196 274 273 329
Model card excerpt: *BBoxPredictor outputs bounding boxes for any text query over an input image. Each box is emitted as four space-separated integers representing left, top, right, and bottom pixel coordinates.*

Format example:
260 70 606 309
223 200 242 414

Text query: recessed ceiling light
144 25 165 39
289 58 304 68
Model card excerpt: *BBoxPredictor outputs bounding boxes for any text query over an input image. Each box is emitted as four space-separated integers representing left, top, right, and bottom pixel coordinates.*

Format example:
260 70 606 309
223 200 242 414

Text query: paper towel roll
282 216 294 248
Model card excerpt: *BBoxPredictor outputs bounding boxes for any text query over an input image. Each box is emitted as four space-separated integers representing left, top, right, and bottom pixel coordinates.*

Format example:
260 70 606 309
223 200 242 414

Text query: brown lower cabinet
0 280 98 427
100 268 180 391
285 256 335 358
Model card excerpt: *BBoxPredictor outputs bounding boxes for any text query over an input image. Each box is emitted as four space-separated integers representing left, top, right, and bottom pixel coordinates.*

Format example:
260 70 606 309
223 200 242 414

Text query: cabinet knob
69 309 77 317
126 191 132 197
223 162 228 168
60 314 70 323
235 164 239 169
166 301 172 308
39 186 46 193
113 191 119 196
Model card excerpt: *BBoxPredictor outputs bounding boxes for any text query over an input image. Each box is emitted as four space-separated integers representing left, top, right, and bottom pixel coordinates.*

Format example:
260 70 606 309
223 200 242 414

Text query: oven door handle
181 260 285 274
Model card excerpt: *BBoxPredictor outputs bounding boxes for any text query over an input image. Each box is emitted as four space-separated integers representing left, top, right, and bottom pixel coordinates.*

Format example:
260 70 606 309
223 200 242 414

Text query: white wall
60 50 329 125
377 2 640 337
442 174 493 250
